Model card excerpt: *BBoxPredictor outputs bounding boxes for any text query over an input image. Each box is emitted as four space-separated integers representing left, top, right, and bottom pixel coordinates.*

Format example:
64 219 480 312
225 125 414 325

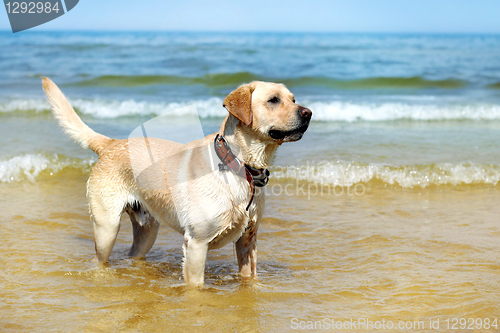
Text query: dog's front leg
182 236 208 286
235 221 259 277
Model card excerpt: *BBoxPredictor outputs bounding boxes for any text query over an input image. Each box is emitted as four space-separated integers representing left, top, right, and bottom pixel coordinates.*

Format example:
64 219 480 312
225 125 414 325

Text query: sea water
1 31 500 331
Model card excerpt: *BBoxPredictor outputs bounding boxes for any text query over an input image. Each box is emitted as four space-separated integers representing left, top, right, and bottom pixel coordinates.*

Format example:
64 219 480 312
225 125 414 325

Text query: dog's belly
135 169 259 247
207 206 253 250
140 193 256 249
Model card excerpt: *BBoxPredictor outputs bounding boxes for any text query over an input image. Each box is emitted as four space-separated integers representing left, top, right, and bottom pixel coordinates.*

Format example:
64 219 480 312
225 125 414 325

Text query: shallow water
2 31 500 332
1 171 500 332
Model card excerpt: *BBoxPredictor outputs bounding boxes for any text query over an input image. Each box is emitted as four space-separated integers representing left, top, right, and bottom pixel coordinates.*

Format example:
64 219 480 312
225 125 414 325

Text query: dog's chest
207 187 264 249
201 170 264 249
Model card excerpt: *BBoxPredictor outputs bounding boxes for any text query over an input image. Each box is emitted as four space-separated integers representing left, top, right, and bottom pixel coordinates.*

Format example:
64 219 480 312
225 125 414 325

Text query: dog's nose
298 107 312 120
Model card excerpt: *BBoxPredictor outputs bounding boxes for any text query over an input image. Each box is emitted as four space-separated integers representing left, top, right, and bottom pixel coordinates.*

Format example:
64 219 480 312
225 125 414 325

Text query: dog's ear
223 84 253 126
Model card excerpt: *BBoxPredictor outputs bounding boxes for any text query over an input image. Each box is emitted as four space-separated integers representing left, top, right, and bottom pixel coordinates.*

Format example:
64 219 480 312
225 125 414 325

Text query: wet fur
42 78 309 286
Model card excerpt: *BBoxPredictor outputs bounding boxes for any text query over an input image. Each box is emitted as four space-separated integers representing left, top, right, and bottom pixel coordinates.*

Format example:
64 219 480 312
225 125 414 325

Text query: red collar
214 134 269 210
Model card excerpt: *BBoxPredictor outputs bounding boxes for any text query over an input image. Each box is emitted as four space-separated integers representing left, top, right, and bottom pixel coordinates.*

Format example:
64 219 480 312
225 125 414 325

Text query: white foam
2 97 500 122
0 153 95 183
304 101 500 122
272 161 500 188
0 97 227 118
0 99 51 113
71 97 226 118
3 153 499 188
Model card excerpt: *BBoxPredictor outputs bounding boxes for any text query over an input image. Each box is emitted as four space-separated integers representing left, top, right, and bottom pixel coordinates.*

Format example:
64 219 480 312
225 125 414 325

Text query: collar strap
214 134 270 210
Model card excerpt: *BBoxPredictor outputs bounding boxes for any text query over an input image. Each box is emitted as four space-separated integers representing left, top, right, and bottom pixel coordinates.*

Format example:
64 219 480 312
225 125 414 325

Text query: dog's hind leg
125 203 160 258
89 197 122 263
87 173 130 263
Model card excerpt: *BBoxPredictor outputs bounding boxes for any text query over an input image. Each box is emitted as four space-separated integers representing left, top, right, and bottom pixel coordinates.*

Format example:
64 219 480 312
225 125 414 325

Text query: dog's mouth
268 121 310 142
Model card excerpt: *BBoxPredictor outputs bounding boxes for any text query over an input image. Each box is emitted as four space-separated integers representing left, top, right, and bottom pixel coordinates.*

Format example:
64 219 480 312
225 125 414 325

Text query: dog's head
223 81 312 143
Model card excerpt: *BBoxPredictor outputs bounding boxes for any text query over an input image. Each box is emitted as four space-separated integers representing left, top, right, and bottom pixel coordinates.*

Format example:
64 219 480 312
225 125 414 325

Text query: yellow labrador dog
42 78 311 286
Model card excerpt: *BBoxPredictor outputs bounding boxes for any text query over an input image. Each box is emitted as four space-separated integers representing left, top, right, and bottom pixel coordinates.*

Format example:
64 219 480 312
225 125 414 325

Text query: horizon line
1 29 500 35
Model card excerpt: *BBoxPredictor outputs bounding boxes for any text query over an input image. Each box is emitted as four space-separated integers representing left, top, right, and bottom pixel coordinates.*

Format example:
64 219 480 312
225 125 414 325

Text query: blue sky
1 0 500 33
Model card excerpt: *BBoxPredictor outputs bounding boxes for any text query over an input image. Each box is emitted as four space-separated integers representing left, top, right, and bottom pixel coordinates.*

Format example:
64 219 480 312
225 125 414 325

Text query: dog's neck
219 115 279 169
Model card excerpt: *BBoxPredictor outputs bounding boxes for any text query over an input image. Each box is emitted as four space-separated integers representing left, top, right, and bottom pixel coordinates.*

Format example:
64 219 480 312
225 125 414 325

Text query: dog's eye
268 97 280 104
292 98 296 103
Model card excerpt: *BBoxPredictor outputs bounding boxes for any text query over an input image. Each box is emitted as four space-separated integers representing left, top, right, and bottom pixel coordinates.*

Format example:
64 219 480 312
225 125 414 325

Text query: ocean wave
69 73 467 90
271 161 500 188
307 101 500 122
71 98 226 118
3 98 500 122
0 98 227 118
2 153 500 188
0 153 95 183
487 82 500 89
0 99 52 114
68 72 260 88
285 76 466 90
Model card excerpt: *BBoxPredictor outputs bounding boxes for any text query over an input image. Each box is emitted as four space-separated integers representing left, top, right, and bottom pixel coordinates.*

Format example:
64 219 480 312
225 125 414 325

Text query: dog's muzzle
268 106 312 142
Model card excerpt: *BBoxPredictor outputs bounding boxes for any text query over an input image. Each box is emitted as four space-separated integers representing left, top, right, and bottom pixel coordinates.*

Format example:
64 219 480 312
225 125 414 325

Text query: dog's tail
42 77 113 155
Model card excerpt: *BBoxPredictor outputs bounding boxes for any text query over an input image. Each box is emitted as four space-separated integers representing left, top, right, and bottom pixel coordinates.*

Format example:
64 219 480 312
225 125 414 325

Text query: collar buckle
214 134 270 211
